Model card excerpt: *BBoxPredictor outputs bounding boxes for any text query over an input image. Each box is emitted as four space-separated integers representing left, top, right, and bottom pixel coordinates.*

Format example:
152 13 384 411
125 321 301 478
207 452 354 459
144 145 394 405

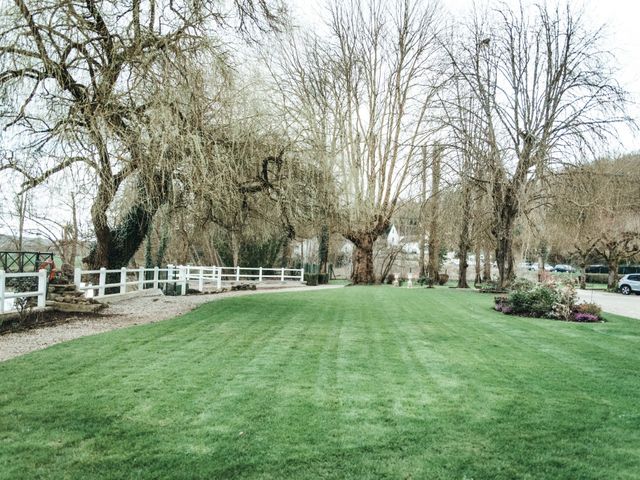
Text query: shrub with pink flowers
574 312 601 323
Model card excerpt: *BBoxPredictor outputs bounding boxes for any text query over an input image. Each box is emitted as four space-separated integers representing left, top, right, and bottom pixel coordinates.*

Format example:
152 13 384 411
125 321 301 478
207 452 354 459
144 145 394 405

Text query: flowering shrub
575 303 602 316
509 284 559 317
574 312 601 323
493 279 603 322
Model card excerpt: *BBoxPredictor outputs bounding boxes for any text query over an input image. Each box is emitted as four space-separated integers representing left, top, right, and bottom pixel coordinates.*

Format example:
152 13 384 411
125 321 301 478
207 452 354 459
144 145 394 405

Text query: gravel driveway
577 289 640 320
0 284 344 363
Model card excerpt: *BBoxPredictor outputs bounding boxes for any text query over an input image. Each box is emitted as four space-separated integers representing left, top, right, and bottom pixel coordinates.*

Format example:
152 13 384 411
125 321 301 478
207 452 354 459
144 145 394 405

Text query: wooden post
0 269 5 314
281 267 285 282
138 266 145 290
168 264 174 292
259 267 263 282
120 267 127 294
236 266 240 283
153 267 159 289
216 266 222 289
98 267 106 297
300 268 305 283
37 269 47 308
198 268 204 292
74 268 81 288
179 266 187 295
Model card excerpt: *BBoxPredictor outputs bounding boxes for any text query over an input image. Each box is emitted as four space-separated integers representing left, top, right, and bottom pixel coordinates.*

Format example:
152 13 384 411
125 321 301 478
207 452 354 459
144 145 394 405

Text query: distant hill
0 233 56 252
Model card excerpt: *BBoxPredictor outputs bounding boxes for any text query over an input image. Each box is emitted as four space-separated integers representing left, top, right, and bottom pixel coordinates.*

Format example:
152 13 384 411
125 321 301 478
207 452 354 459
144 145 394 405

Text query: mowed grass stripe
1 286 639 479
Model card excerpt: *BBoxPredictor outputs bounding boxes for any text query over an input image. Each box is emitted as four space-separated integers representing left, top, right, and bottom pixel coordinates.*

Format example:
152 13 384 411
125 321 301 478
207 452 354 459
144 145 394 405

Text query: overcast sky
289 0 640 153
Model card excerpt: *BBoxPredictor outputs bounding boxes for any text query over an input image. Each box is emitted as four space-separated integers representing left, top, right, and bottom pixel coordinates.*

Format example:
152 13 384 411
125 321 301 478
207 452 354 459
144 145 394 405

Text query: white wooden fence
0 269 48 314
1 265 305 313
74 265 305 299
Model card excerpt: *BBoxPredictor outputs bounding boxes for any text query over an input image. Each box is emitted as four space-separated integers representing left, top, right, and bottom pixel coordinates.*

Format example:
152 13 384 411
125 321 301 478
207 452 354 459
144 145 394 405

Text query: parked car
618 274 640 295
552 264 574 273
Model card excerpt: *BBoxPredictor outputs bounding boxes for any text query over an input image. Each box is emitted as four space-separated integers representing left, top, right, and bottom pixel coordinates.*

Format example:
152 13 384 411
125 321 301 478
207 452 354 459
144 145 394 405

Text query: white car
618 274 640 295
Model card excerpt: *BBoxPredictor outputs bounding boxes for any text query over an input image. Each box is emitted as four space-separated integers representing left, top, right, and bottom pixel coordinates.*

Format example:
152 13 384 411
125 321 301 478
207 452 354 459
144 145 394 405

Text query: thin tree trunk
607 261 619 291
483 249 492 282
474 248 482 285
69 193 78 267
427 145 442 287
419 146 428 279
457 180 472 288
230 231 240 267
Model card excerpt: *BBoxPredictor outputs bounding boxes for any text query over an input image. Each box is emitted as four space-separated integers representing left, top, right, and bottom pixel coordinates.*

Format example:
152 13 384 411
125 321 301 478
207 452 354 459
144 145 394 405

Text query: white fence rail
0 269 47 314
74 265 305 299
74 265 189 298
2 265 305 313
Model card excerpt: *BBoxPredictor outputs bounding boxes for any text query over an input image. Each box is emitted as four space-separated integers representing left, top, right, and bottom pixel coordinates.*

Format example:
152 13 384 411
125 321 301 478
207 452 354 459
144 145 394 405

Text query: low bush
575 302 602 316
304 273 318 286
574 312 601 323
494 280 602 322
386 273 395 285
437 273 449 286
317 273 329 285
509 285 559 317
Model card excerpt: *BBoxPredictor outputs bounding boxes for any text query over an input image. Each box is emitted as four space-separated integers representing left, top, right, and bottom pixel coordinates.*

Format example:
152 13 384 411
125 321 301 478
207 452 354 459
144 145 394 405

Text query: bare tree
549 156 640 289
275 0 444 283
447 2 631 288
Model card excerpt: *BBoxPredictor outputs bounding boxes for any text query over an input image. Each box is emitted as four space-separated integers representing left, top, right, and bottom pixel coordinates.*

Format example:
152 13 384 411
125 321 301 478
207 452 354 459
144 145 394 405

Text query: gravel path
577 289 640 320
0 284 344 363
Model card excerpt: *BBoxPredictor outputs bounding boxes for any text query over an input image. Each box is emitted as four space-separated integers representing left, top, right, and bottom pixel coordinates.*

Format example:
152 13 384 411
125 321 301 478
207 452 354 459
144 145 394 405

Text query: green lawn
1 287 639 479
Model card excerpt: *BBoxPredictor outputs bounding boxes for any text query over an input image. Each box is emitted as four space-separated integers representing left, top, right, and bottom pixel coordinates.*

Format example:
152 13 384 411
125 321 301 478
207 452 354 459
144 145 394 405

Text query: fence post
37 269 47 308
74 268 81 287
216 266 222 289
120 267 127 294
281 267 285 282
0 269 5 314
198 267 204 292
168 264 174 292
98 267 106 297
153 266 159 289
179 266 187 295
138 266 145 290
235 266 240 282
300 267 305 283
259 267 263 282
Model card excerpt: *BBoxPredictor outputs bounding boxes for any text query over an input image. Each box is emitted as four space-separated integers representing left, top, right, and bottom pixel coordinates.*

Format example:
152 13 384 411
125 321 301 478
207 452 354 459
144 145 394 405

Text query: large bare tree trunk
351 235 376 284
493 201 518 289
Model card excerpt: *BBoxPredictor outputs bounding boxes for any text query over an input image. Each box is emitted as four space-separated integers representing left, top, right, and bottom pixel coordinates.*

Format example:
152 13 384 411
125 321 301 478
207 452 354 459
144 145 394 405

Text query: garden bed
493 278 604 322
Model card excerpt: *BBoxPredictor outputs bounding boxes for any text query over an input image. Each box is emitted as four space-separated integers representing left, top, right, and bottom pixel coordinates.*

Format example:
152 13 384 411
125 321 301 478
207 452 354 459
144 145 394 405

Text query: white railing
74 265 305 299
0 269 47 315
197 266 304 284
74 265 189 298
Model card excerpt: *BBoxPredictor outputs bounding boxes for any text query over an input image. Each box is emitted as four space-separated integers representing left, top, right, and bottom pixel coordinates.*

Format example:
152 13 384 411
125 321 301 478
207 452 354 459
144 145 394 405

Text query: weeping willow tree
275 0 445 284
0 0 285 269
